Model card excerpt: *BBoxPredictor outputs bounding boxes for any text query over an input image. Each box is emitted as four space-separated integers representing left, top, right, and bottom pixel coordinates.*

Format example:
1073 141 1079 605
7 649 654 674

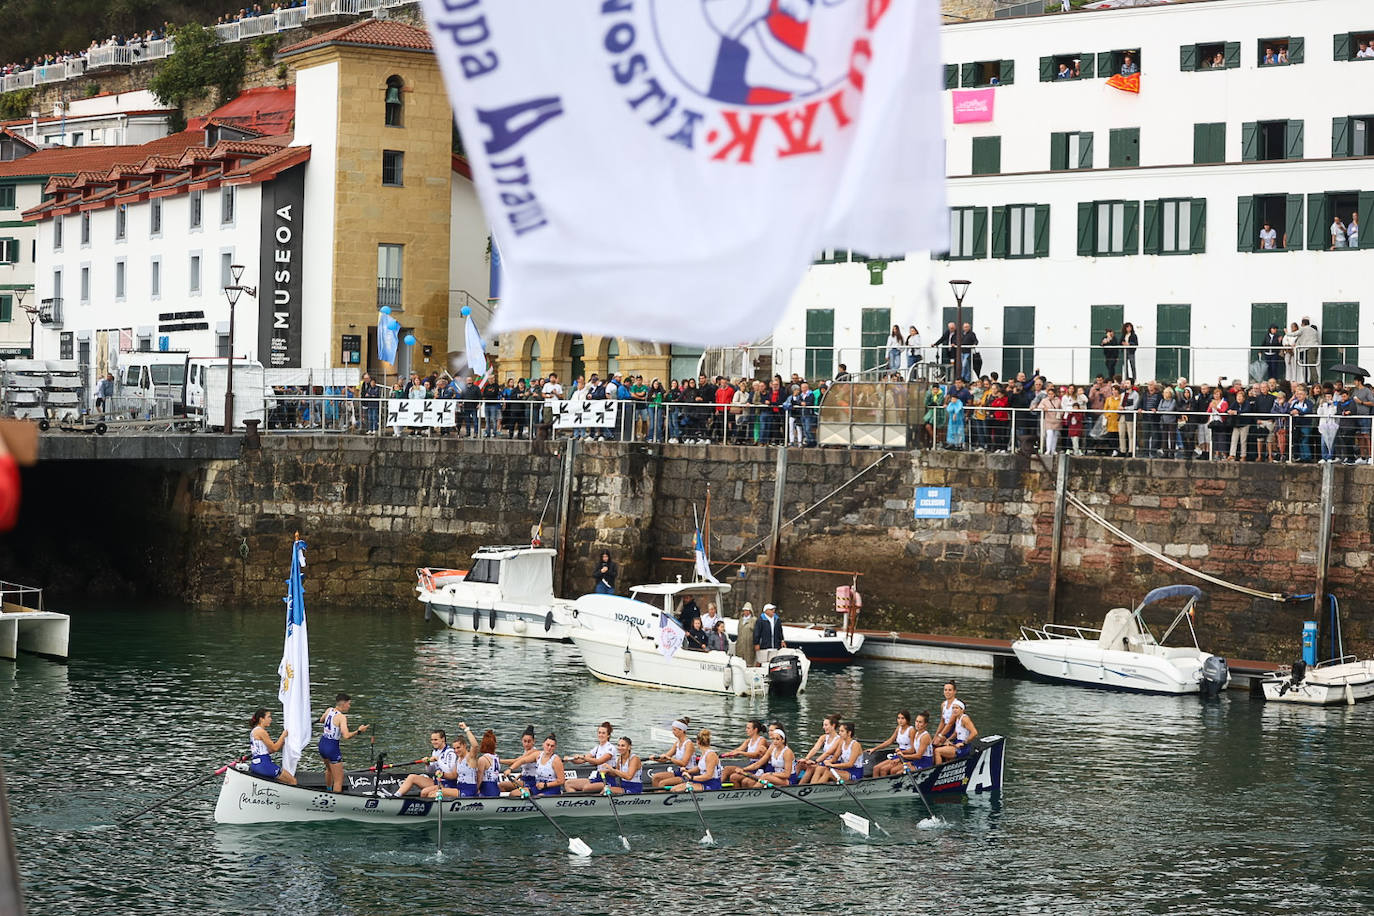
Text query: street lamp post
949 280 971 382
223 265 256 429
14 288 32 358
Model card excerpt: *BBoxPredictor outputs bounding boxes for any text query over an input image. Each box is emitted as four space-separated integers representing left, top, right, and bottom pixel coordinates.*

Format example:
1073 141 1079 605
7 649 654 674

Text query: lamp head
949 279 971 303
229 263 245 284
224 286 243 307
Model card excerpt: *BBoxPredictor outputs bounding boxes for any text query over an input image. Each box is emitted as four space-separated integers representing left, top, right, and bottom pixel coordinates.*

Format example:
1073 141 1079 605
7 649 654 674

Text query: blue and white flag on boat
659 611 686 660
694 527 718 583
277 538 311 776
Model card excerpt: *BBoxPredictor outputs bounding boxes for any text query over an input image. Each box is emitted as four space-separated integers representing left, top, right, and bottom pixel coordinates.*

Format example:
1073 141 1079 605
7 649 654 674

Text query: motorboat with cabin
1011 584 1230 696
415 545 576 640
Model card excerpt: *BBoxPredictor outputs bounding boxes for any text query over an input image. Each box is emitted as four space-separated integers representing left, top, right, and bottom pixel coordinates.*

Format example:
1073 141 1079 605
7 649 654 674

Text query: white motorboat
1011 585 1231 696
1261 656 1374 705
415 545 576 640
566 594 811 696
0 582 68 662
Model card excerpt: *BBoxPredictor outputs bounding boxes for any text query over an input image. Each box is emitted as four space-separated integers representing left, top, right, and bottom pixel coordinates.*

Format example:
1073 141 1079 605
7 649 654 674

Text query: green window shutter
1192 123 1208 163
1050 132 1068 170
1156 303 1192 380
1359 191 1374 249
1236 195 1255 251
1077 202 1094 256
1079 53 1095 79
1040 56 1055 82
1034 204 1051 257
944 64 958 90
1142 200 1160 255
1334 32 1350 62
999 59 1015 85
805 309 835 380
971 208 988 259
1288 36 1304 64
1307 193 1326 251
1284 194 1304 250
1180 44 1196 71
1241 122 1258 161
1225 41 1241 68
1189 198 1207 253
961 62 977 87
1001 306 1035 380
972 136 1001 175
1320 302 1360 381
1109 128 1139 167
1088 305 1124 378
1078 132 1094 168
1332 117 1351 157
0 295 10 323
991 206 1008 259
860 308 891 372
1123 201 1140 254
1097 51 1114 76
1285 119 1304 159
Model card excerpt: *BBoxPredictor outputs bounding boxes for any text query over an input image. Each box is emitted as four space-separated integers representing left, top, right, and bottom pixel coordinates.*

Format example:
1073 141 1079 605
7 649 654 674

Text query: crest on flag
659 611 686 660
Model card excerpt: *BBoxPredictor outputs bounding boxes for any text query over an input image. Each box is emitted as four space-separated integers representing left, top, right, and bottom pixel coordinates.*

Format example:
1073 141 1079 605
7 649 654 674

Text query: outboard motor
768 654 803 698
1200 655 1229 698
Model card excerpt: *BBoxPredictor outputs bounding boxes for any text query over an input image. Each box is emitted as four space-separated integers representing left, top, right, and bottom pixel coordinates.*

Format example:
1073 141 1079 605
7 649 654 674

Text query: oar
520 789 592 857
122 755 247 826
902 764 941 824
829 769 889 837
603 787 630 850
364 757 428 773
683 783 715 846
759 777 869 836
435 782 444 855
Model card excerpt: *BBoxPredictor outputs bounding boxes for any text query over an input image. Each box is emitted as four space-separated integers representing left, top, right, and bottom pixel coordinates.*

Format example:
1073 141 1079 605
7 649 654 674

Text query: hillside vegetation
0 0 232 64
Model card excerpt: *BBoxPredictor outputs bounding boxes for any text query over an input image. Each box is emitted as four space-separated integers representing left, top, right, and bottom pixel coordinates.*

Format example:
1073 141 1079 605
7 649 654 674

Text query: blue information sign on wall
914 487 952 519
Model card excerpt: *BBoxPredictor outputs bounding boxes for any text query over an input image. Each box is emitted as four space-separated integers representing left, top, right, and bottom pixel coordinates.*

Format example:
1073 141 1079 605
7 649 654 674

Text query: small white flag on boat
421 0 948 346
659 611 686 660
277 538 311 776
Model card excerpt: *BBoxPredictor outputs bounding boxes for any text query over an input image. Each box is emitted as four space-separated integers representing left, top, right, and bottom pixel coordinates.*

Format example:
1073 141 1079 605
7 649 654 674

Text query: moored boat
0 581 69 662
416 545 576 640
1261 656 1374 705
1011 585 1230 696
213 735 1006 826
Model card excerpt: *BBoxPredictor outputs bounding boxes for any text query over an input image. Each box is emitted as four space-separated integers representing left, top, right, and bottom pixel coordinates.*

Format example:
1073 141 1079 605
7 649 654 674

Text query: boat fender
489 607 498 630
472 609 481 631
544 611 554 632
513 619 528 635
623 648 633 674
723 663 733 691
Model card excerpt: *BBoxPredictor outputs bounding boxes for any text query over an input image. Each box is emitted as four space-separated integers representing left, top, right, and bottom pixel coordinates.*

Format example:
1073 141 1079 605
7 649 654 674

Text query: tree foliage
148 22 245 110
0 87 35 120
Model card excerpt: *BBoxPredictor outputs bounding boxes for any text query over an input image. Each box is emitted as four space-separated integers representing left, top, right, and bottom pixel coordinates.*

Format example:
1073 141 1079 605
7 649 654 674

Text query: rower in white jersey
933 680 966 751
247 708 297 785
649 717 696 788
798 713 843 784
671 729 723 792
721 719 769 785
528 734 566 796
602 736 644 795
735 728 798 788
874 710 931 777
809 720 864 784
868 709 915 766
498 726 539 795
564 721 617 792
394 730 458 798
934 705 979 765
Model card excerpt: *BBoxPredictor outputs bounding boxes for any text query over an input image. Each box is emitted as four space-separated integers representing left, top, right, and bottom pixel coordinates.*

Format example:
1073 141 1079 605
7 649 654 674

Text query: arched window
526 336 542 380
606 339 620 377
384 76 404 127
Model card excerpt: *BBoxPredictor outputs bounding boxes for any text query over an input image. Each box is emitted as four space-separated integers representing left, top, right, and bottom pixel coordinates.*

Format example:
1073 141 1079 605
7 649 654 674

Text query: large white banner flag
422 0 947 346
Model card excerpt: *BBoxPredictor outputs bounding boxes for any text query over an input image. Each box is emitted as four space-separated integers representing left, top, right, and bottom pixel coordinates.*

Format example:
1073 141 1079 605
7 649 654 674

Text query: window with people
1335 31 1374 61
1257 37 1302 66
1040 53 1091 81
1183 41 1238 71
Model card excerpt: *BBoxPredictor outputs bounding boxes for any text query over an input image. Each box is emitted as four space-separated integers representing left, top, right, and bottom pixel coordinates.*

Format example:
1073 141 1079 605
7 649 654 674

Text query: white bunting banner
422 0 947 346
386 399 460 427
552 400 620 430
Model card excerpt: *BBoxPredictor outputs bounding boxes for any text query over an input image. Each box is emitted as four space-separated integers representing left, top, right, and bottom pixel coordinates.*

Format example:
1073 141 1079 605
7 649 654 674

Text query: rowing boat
213 736 1006 825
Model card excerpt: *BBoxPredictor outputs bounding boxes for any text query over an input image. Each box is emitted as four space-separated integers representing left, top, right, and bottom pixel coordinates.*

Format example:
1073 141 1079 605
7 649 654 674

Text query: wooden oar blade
840 811 870 836
568 836 593 857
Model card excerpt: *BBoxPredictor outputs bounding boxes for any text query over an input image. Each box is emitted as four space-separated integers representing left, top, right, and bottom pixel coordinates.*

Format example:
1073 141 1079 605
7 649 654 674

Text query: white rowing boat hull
569 628 809 696
1261 659 1374 705
213 737 1006 826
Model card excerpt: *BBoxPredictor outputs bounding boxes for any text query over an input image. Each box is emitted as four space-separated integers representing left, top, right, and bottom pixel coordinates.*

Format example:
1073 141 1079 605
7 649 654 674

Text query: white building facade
773 0 1373 385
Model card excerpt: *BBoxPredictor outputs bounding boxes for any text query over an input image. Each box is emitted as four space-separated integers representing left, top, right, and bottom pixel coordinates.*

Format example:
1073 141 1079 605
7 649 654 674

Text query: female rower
867 709 915 766
934 706 979 765
808 721 864 784
735 728 798 788
721 719 768 785
530 734 566 796
602 736 643 795
476 728 501 797
649 718 696 788
932 681 965 750
319 693 369 793
564 721 616 793
671 730 722 792
447 725 489 798
395 730 457 798
873 711 932 777
247 708 296 785
797 714 843 784
498 726 539 794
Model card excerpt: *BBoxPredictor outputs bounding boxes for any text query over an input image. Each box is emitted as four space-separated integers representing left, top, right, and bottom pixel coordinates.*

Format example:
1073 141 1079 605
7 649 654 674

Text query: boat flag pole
759 778 868 836
683 784 715 846
829 770 890 837
520 789 592 857
603 787 631 850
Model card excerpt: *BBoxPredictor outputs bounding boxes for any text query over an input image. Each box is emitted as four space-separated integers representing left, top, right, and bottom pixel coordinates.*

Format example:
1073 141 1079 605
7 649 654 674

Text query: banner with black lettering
258 164 305 368
421 0 946 347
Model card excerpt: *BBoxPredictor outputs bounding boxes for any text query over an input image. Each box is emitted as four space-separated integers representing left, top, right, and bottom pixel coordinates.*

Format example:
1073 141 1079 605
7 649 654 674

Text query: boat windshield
465 558 500 584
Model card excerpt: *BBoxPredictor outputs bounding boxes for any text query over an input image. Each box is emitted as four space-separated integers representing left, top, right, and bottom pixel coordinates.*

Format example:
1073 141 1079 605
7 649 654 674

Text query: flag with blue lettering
277 538 311 776
659 611 686 660
421 0 947 346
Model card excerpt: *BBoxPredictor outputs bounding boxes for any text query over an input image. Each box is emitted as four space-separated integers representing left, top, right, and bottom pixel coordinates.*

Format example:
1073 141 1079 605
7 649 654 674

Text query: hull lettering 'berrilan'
418 0 947 347
257 165 305 369
214 736 1006 825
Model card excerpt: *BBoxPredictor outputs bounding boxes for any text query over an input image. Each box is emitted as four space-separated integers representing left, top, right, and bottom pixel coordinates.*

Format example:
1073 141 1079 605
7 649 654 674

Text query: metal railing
214 22 241 43
307 0 363 18
86 45 134 69
34 64 66 84
0 581 43 612
377 278 403 311
38 298 62 326
238 16 278 38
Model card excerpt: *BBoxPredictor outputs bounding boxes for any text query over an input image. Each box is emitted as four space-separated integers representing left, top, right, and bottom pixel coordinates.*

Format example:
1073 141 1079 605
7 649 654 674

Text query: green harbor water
1 605 1371 915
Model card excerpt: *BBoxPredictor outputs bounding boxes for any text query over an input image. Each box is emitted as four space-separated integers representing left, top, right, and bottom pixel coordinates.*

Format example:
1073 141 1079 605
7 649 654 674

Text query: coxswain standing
247 708 296 785
318 693 369 793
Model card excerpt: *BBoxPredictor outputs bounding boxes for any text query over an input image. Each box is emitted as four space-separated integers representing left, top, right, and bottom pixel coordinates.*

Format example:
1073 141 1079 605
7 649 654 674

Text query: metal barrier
237 16 278 38
1 70 33 91
307 0 363 19
34 64 66 84
86 45 134 69
276 7 309 29
0 581 43 612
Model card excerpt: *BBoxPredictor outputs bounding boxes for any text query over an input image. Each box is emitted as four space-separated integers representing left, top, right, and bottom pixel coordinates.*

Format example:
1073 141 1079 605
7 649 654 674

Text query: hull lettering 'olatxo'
214 737 1006 826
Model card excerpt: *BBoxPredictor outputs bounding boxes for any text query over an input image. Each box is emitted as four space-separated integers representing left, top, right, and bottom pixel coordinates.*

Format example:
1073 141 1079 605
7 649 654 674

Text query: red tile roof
187 87 296 137
0 144 162 180
278 19 432 57
223 144 311 184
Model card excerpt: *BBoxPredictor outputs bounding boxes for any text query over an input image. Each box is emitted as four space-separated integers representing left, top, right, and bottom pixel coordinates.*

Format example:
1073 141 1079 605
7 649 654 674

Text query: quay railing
0 581 44 612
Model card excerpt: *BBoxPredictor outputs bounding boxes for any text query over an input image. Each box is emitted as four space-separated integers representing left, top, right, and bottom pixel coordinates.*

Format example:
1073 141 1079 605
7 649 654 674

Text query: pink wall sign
951 89 996 124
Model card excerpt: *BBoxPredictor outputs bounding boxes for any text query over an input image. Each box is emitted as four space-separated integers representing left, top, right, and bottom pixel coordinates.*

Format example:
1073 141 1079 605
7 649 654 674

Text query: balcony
86 45 134 70
377 278 403 312
38 298 62 327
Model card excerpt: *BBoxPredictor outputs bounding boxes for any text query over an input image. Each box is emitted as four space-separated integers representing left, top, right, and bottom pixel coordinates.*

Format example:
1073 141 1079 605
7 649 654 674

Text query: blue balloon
380 306 392 315
460 306 471 318
404 334 417 346
388 319 400 331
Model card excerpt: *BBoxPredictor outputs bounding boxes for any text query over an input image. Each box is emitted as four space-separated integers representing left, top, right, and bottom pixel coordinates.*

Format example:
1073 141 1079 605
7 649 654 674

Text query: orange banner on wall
1106 73 1141 93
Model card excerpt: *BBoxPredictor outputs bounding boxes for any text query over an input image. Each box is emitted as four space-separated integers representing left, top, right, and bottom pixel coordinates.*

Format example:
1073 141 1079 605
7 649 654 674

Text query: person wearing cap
754 602 786 665
736 601 758 665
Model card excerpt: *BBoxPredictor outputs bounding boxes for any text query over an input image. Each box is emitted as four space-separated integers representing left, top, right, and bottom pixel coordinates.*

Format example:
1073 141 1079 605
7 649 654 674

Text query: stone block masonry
4 437 1368 663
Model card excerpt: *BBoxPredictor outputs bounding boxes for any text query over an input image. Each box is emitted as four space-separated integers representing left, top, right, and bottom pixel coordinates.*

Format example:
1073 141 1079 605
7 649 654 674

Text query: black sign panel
258 165 305 368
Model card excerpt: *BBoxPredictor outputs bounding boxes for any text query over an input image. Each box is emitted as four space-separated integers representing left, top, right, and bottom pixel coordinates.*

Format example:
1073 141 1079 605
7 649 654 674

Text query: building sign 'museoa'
258 165 305 368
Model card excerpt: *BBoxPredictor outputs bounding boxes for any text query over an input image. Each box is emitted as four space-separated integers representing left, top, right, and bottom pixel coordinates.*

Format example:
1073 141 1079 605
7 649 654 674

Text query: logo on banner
951 88 995 124
603 0 893 162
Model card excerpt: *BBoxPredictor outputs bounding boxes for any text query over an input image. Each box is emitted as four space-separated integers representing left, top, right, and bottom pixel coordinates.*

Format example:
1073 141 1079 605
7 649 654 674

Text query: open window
1334 31 1374 62
1243 120 1303 161
1097 49 1140 77
1332 115 1374 157
1040 53 1093 81
1182 41 1237 71
1258 37 1303 66
961 59 1014 87
1050 131 1094 170
1239 194 1303 252
1306 191 1363 251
